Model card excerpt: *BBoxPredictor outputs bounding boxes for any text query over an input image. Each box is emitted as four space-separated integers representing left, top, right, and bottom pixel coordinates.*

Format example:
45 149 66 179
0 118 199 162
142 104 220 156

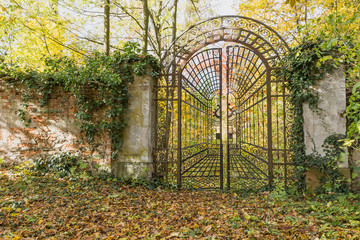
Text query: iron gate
226 45 272 190
154 16 293 191
179 48 223 189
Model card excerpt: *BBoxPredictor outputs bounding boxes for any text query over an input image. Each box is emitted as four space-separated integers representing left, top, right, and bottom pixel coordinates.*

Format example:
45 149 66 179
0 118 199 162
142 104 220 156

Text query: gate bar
226 46 231 191
177 68 182 187
266 72 274 187
219 49 224 190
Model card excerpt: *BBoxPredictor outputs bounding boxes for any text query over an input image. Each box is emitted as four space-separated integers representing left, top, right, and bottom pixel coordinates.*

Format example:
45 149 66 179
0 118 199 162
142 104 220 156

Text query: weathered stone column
351 149 360 191
303 68 349 184
113 75 155 179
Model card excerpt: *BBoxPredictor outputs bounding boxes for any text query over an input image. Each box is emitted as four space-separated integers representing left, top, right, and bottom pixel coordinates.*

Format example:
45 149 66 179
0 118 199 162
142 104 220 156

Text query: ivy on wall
0 42 160 160
281 38 359 192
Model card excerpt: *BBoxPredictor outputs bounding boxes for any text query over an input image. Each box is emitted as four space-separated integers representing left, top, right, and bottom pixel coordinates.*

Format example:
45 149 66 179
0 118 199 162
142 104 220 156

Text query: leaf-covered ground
1 167 360 239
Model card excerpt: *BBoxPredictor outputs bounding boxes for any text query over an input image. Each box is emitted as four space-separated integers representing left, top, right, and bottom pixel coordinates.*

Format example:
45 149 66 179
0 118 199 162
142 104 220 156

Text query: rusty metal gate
154 16 293 191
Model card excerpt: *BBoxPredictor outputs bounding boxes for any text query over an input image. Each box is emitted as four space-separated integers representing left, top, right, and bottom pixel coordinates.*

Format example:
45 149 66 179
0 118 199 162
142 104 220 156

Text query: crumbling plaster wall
0 75 156 179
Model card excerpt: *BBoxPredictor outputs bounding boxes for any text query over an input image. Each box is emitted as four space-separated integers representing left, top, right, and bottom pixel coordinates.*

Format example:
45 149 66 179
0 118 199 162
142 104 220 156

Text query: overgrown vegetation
281 11 360 192
0 42 160 160
33 153 88 178
31 152 175 190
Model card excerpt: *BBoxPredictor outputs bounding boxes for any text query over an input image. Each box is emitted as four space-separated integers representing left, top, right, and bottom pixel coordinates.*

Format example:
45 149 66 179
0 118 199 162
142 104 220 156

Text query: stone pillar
351 149 360 191
303 68 349 180
113 75 155 179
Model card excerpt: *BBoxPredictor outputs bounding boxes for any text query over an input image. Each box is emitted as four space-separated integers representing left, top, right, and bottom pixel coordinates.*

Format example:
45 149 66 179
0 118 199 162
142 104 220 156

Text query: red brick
11 128 22 133
7 135 15 142
0 79 110 167
83 151 92 155
63 143 79 151
18 143 32 150
30 116 46 124
24 127 36 132
29 150 41 156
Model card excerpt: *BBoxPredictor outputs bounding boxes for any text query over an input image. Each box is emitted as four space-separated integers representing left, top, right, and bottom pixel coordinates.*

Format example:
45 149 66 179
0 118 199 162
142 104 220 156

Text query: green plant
278 10 360 194
33 153 87 177
0 42 160 160
0 157 4 168
344 81 360 149
280 35 358 193
281 40 335 190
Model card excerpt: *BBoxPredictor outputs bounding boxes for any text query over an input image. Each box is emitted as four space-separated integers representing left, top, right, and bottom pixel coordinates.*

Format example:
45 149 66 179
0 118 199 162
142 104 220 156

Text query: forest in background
0 0 358 68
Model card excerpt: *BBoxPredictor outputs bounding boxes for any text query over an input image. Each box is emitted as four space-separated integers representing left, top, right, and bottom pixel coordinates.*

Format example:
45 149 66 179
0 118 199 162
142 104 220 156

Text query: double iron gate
154 16 293 191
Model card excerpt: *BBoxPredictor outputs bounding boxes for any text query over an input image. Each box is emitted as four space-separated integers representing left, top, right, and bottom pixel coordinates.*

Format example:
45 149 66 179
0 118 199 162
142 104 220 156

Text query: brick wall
0 79 112 170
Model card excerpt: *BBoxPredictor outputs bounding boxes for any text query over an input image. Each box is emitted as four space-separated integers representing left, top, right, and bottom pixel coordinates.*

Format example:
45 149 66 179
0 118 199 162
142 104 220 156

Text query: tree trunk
51 0 59 15
142 0 149 54
104 0 110 56
160 0 178 177
172 0 178 46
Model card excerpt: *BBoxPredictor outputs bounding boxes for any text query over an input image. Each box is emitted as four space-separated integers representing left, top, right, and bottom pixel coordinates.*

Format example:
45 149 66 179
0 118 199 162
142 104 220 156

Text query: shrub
34 153 87 177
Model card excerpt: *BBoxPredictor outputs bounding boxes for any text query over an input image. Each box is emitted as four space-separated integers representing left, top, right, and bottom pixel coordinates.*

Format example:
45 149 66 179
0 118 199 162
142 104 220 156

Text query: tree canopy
0 0 211 68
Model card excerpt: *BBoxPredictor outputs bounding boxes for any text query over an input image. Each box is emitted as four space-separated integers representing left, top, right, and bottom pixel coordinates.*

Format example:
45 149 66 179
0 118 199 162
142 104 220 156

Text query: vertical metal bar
153 77 159 176
237 97 240 149
266 72 274 187
262 91 265 148
164 79 170 180
177 71 182 188
219 49 223 190
184 91 187 149
276 77 279 162
226 46 231 191
257 92 260 148
282 75 288 188
196 97 198 146
207 103 210 154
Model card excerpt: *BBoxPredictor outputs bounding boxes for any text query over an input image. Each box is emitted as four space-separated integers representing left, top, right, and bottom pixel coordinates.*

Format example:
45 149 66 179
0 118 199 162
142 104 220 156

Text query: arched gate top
162 15 290 72
155 15 293 190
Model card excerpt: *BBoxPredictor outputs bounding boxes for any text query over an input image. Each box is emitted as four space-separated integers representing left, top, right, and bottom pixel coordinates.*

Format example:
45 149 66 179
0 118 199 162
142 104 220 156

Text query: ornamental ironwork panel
154 16 293 191
226 45 270 190
179 48 223 189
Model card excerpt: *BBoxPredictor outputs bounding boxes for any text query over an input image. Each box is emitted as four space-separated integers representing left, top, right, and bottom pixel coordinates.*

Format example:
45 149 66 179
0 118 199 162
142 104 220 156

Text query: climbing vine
281 36 359 192
0 42 160 159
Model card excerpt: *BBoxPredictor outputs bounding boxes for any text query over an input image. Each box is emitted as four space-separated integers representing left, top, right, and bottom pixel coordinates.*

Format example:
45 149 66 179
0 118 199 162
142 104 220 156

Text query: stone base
305 167 324 193
338 168 351 180
114 162 153 179
350 149 360 192
305 167 351 193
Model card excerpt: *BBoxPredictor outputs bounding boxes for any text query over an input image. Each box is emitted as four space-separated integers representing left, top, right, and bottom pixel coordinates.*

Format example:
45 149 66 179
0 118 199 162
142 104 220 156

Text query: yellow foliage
237 0 316 45
236 0 359 46
0 0 84 69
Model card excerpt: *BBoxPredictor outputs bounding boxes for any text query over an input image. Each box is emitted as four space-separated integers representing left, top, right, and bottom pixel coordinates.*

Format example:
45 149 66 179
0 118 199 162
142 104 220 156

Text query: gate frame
156 15 290 188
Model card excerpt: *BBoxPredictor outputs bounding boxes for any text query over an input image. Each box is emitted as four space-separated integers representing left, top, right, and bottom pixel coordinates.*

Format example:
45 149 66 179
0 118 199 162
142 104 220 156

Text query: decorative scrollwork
163 16 289 70
155 15 293 190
